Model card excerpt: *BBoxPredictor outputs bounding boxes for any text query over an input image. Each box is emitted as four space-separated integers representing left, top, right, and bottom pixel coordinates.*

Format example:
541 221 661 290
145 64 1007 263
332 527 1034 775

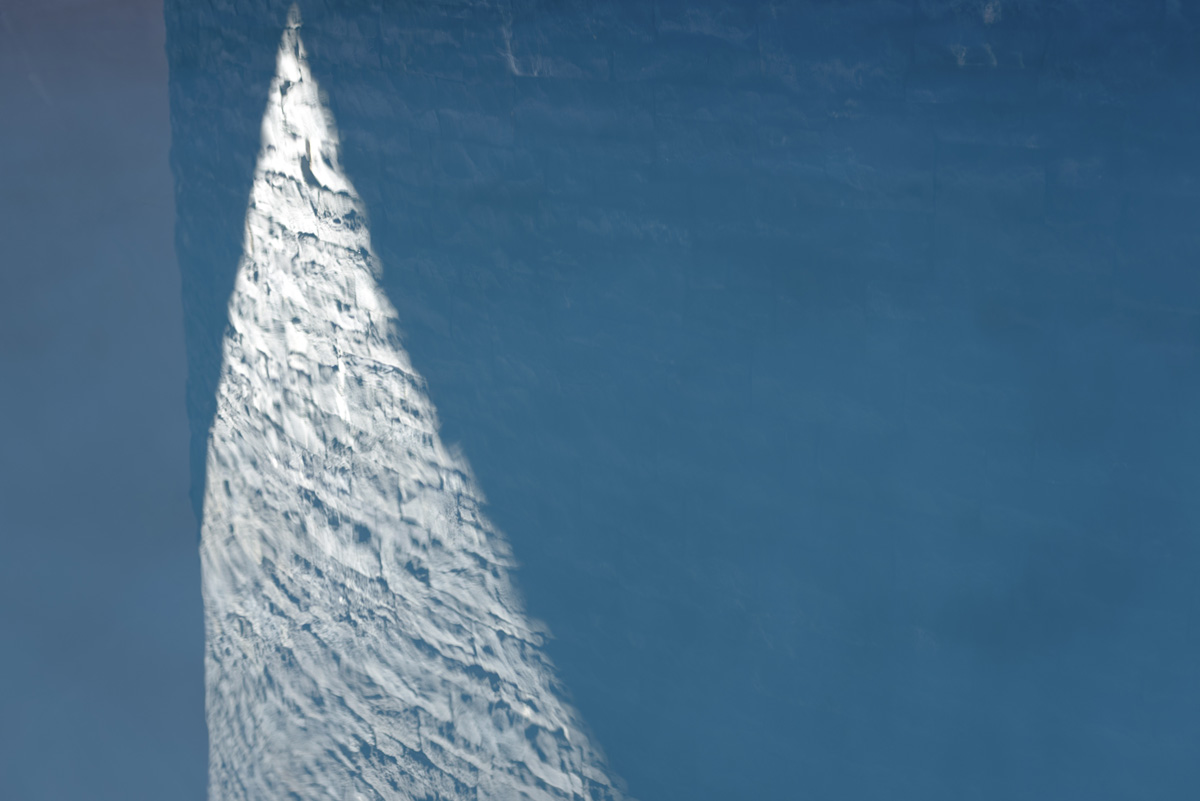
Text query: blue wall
172 1 1199 798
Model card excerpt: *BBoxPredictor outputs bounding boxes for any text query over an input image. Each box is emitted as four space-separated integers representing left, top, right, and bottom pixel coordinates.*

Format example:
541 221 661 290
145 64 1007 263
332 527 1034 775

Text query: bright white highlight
199 8 628 800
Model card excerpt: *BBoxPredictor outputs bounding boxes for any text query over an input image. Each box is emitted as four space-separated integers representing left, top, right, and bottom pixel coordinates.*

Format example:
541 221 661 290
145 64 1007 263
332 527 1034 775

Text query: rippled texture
199 11 627 799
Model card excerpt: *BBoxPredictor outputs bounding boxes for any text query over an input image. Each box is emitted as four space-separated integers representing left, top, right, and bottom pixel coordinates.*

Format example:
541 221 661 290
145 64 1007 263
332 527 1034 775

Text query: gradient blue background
3 1 1199 799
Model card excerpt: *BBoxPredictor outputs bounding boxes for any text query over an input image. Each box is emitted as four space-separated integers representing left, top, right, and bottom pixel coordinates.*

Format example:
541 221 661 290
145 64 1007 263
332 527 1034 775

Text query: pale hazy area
0 1 205 799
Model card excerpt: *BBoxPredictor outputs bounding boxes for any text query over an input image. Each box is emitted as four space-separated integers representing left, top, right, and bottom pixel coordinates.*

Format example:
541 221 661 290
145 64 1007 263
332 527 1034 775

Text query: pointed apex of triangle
256 6 355 198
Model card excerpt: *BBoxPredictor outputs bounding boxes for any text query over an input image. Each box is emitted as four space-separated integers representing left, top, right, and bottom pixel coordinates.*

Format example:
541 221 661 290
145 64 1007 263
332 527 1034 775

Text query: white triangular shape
199 9 628 800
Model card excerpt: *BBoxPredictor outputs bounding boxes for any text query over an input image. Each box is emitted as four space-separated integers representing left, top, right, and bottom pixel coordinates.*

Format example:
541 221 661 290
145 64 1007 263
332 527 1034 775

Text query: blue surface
4 1 1199 799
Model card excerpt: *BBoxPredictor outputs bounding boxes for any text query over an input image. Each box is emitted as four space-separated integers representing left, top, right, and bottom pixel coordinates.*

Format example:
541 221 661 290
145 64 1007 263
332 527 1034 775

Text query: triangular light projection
199 8 628 800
